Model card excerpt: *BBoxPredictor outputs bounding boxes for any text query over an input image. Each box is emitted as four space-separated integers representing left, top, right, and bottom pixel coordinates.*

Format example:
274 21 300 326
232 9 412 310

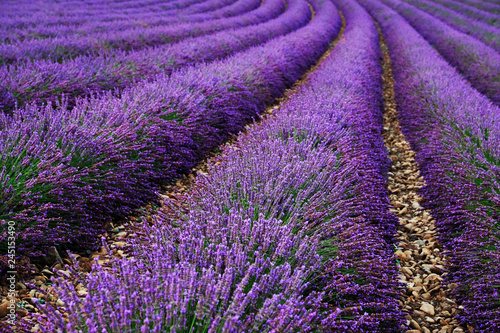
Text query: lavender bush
0 0 264 64
38 0 405 331
378 0 500 105
455 0 500 14
403 0 500 52
360 0 500 329
0 0 341 270
0 0 207 32
0 0 250 43
418 0 500 28
0 0 309 112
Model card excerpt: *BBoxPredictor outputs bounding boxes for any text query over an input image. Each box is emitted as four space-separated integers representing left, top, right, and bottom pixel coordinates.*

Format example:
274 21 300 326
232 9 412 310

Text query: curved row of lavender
0 0 341 274
0 0 201 35
421 0 500 28
38 0 406 331
359 0 500 330
0 0 218 43
0 0 304 112
0 0 173 12
0 0 201 23
402 0 500 53
378 0 500 106
457 0 500 14
0 0 245 44
0 0 263 65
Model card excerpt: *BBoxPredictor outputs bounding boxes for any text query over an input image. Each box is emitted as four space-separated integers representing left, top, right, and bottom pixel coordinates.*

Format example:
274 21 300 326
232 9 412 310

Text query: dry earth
378 24 469 333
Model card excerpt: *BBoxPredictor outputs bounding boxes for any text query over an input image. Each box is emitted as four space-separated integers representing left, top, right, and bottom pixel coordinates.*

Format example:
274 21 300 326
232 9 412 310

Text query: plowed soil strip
0 12 347 333
377 23 465 333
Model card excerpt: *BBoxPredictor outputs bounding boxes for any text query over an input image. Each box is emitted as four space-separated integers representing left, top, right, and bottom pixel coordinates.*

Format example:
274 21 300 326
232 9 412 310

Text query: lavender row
379 0 500 106
359 0 500 329
0 0 239 43
299 0 404 328
38 0 405 330
0 0 216 42
0 0 191 31
0 0 196 22
0 0 341 273
456 0 500 14
402 0 500 53
0 0 307 112
0 0 263 64
423 0 500 28
0 0 172 13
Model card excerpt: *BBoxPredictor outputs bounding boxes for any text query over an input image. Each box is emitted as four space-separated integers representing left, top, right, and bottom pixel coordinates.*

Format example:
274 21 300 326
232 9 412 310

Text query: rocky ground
378 26 469 333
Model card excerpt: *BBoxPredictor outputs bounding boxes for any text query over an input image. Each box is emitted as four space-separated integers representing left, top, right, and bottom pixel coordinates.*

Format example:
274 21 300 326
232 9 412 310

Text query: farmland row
361 0 500 330
403 0 500 53
0 0 498 330
0 0 271 65
0 0 200 21
35 0 407 331
379 0 500 106
417 0 500 28
457 0 500 14
0 0 200 33
0 0 247 44
0 0 341 273
0 0 309 112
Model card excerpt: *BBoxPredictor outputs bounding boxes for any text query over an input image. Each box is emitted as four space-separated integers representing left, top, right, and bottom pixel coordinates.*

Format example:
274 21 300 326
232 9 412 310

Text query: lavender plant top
420 0 500 29
0 0 263 64
402 0 500 53
39 0 405 331
359 0 500 329
0 0 248 43
457 0 500 15
379 0 500 106
0 0 308 112
0 0 341 271
0 0 222 31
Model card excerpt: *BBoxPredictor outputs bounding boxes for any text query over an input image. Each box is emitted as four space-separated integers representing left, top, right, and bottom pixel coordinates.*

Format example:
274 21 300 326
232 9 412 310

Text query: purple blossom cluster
1 0 250 43
0 0 310 112
378 0 500 106
420 0 500 29
0 0 341 271
457 0 500 14
359 0 500 329
0 0 219 41
39 0 405 331
0 0 265 65
402 0 500 52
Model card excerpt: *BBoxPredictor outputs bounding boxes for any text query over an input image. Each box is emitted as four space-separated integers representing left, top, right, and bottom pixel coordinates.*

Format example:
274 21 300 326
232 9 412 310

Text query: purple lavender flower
359 0 500 329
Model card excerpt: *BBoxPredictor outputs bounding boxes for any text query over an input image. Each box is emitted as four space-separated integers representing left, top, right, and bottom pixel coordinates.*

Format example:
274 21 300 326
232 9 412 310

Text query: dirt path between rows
376 23 467 333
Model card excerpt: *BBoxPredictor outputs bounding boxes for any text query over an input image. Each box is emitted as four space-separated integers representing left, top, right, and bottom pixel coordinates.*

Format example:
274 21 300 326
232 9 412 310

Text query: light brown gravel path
1 12 348 333
376 23 467 333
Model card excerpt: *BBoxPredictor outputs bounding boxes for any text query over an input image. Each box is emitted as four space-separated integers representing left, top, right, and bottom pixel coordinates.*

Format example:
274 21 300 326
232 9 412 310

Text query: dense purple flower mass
414 0 500 29
0 0 239 43
360 0 500 329
1 0 499 330
0 0 268 65
38 0 407 330
457 0 500 14
378 0 500 106
0 0 340 267
0 0 311 112
402 0 500 52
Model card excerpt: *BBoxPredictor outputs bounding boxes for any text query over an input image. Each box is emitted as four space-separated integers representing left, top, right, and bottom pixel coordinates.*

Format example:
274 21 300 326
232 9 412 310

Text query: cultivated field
0 0 499 331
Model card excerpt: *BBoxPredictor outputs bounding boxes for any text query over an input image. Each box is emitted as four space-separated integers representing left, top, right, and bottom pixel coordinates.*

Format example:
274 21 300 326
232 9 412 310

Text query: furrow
377 22 464 333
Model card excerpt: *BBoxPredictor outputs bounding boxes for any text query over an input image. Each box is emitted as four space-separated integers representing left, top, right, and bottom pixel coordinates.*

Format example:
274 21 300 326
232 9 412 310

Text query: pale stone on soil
420 303 435 316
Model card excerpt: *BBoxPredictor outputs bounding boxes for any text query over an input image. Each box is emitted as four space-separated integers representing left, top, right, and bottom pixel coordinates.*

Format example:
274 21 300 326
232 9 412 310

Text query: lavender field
0 0 499 332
